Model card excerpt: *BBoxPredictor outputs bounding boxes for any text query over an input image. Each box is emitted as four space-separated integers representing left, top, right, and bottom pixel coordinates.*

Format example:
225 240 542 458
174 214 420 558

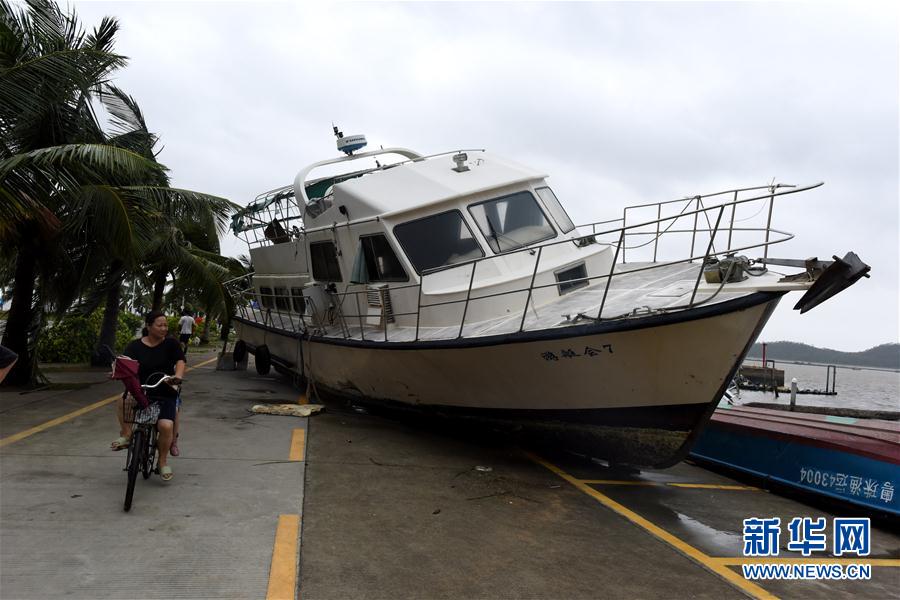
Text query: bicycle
121 373 181 512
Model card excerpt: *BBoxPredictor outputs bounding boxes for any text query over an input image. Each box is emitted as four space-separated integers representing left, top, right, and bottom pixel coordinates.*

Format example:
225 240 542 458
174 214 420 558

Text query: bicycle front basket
134 403 161 425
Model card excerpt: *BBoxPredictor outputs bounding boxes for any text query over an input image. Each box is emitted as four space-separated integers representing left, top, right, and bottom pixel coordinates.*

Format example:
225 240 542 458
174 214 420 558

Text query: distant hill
747 342 899 370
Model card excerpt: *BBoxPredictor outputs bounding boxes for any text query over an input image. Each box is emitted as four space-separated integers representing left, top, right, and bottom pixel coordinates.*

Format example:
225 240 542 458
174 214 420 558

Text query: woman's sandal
110 436 130 451
160 465 174 481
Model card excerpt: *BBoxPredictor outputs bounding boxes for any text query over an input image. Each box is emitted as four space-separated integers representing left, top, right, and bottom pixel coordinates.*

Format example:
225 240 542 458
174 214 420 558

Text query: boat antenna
333 123 344 140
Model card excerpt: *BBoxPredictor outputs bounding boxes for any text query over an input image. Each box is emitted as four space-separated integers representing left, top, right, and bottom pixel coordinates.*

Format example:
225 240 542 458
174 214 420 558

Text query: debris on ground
249 403 325 417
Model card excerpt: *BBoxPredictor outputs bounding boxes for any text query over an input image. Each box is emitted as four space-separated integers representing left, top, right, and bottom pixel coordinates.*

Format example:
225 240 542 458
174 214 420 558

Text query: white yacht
227 129 869 467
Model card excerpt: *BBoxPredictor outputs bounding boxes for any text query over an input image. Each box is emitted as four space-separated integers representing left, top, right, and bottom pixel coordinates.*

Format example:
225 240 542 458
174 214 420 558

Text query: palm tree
1 0 167 384
84 86 237 365
1 1 240 383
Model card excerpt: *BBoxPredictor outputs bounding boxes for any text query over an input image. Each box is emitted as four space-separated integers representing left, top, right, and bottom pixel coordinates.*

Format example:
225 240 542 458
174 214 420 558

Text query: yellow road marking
580 479 658 486
526 451 777 600
580 479 758 491
266 514 300 600
714 557 900 567
670 483 759 491
0 356 218 448
0 393 121 448
289 429 305 461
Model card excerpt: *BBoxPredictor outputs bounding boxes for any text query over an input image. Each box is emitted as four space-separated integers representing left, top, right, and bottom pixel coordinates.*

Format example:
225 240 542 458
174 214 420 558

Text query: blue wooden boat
690 405 899 516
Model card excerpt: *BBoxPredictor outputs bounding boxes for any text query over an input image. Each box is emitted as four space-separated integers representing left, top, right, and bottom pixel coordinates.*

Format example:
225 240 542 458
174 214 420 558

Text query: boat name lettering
541 345 613 361
799 467 894 504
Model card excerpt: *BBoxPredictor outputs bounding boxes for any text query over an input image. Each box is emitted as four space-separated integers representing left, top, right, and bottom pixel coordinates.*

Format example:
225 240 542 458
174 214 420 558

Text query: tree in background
0 0 239 383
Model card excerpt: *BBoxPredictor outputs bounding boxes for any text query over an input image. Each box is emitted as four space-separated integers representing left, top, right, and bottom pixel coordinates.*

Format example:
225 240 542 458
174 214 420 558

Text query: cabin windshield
536 187 576 233
468 191 556 253
394 210 484 274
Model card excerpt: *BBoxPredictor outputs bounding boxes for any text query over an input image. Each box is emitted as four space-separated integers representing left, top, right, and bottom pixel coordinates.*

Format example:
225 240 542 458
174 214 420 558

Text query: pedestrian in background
178 309 194 353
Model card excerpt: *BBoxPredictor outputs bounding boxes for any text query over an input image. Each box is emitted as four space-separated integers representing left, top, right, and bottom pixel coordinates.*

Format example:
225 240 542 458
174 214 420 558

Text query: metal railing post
415 280 423 342
354 289 365 341
518 246 544 333
763 185 775 260
652 203 662 262
597 229 625 320
727 191 738 252
457 262 478 338
689 206 725 307
689 196 700 262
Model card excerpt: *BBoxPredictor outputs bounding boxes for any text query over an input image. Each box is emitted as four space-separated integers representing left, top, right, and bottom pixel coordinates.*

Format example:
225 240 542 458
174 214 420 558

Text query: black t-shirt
0 344 18 369
123 337 186 398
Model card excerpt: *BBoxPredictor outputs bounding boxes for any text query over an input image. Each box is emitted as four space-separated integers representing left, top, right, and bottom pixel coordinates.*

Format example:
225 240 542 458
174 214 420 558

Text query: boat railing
231 185 303 248
228 182 822 343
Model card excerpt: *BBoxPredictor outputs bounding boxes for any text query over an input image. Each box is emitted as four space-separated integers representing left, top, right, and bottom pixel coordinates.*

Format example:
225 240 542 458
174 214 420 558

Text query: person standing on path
178 309 194 353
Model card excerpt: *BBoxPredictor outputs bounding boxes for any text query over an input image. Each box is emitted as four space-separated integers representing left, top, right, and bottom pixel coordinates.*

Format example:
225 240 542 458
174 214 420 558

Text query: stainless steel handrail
228 181 820 342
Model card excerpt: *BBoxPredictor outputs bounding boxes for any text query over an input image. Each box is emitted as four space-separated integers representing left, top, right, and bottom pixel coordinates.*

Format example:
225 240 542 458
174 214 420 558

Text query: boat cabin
233 143 612 338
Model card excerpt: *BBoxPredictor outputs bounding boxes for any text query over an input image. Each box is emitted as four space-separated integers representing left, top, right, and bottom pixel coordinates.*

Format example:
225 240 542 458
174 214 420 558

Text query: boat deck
245 261 786 343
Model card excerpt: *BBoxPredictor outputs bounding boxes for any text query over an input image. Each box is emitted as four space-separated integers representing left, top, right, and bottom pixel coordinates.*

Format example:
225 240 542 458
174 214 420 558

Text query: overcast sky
70 1 899 352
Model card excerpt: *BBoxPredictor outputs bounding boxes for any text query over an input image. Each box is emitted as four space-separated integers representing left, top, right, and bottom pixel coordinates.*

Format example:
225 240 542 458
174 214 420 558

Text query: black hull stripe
235 290 785 351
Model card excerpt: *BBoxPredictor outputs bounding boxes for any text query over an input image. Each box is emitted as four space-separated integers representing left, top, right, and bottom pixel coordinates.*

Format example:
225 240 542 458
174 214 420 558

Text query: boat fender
255 344 271 375
233 340 247 364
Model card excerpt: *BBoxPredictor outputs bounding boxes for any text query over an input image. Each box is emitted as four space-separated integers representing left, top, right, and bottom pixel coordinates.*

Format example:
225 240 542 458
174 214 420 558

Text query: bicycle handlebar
141 373 184 390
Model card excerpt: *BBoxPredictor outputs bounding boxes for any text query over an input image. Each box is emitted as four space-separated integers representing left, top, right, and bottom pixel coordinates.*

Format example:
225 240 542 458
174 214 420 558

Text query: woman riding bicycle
111 310 185 481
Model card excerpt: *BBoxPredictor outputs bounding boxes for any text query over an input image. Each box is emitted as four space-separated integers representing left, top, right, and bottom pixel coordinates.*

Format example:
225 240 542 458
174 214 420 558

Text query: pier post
790 378 797 411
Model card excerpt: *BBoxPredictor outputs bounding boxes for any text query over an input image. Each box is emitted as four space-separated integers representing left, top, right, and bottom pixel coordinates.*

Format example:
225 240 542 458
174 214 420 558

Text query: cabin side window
291 287 306 313
259 286 274 309
468 191 556 253
536 187 576 233
393 210 484 274
274 286 290 311
310 241 342 282
354 234 408 282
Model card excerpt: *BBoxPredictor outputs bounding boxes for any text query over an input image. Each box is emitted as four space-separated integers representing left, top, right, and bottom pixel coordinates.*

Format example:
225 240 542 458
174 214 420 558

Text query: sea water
732 360 900 413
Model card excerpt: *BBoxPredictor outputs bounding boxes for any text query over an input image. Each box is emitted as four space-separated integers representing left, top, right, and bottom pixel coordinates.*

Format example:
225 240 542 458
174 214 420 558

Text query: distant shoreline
746 341 899 371
744 357 899 373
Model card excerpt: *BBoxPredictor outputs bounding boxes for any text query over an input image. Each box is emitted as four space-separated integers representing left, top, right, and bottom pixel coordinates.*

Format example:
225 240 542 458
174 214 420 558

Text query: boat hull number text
540 345 613 361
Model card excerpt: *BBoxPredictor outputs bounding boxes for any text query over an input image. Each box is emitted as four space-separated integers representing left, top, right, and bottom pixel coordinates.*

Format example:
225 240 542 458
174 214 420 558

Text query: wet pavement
1 352 898 599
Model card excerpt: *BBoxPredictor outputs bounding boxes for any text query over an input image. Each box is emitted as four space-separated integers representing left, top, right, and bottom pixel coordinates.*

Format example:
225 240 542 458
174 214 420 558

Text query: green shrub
38 309 147 363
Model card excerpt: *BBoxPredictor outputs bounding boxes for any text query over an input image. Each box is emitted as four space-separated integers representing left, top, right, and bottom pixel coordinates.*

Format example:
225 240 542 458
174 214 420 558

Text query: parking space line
669 483 759 491
266 514 300 600
526 451 777 600
580 479 759 491
0 393 121 448
0 356 218 449
580 479 658 486
289 429 305 461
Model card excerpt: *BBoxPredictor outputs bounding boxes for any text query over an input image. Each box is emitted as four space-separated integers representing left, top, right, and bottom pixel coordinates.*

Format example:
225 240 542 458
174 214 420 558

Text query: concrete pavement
2 351 898 599
1 351 306 599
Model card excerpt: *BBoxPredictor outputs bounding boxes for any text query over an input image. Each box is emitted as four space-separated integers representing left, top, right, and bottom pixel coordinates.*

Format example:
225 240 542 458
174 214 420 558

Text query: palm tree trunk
1 247 38 386
151 269 167 311
92 276 122 366
200 312 211 344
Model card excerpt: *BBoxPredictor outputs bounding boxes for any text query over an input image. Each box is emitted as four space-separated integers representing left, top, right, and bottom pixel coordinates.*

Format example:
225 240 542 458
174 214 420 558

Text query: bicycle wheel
142 427 157 480
124 428 144 511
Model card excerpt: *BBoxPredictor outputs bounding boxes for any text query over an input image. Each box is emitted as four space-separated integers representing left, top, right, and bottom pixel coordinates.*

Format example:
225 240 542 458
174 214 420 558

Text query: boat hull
235 292 783 467
691 406 900 516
